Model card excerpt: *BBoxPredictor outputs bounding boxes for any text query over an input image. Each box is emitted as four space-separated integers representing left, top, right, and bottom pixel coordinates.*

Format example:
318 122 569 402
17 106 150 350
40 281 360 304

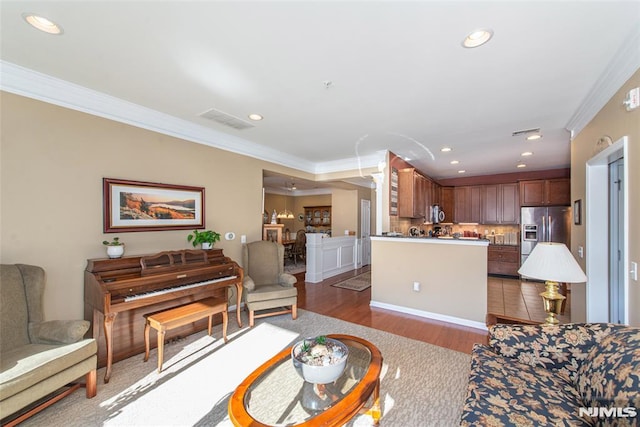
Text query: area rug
284 263 306 275
331 272 371 292
21 309 471 427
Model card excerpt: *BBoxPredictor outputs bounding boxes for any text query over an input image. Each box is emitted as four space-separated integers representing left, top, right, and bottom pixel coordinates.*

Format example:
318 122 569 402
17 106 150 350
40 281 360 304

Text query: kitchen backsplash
388 217 520 243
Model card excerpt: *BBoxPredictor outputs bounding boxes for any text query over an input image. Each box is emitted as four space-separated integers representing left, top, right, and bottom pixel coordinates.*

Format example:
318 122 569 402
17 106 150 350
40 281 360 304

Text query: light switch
241 235 246 244
578 246 584 258
631 262 638 281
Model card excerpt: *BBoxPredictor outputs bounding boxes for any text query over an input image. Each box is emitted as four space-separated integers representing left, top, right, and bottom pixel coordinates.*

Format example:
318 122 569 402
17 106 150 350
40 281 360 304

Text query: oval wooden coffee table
228 334 383 426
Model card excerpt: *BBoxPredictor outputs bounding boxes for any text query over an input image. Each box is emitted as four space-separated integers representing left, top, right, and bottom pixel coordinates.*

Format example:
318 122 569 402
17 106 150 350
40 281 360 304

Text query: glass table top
244 338 373 426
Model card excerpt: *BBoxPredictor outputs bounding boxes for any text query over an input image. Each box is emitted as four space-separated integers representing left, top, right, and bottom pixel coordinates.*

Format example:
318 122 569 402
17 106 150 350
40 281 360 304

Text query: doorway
586 136 629 324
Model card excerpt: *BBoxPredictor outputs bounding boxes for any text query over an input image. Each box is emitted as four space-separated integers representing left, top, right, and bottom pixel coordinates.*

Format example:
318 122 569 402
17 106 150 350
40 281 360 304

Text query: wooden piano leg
235 283 243 327
144 319 151 362
103 312 117 383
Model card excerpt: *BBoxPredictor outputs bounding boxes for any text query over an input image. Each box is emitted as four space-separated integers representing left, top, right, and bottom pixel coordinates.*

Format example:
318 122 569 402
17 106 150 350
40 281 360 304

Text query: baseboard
369 300 488 331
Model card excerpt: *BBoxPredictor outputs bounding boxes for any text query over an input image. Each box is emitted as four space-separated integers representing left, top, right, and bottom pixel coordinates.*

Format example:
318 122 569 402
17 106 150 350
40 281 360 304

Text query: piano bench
143 297 228 373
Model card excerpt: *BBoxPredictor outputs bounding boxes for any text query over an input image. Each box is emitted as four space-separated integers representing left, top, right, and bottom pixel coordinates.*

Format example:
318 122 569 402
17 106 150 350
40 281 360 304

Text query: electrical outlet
413 281 420 292
578 246 584 258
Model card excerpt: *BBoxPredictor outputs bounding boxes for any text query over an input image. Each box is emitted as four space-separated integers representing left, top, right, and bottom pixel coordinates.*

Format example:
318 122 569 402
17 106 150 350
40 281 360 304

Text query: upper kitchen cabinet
482 183 519 224
440 187 454 223
398 168 427 218
519 178 570 206
429 180 441 206
454 186 482 223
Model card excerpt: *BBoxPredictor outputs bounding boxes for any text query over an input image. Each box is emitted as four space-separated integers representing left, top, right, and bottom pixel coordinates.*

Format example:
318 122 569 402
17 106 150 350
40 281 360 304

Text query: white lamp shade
518 242 587 283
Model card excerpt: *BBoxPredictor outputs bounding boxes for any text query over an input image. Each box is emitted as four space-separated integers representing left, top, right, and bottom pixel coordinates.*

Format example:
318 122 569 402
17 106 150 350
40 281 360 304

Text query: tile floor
487 276 571 324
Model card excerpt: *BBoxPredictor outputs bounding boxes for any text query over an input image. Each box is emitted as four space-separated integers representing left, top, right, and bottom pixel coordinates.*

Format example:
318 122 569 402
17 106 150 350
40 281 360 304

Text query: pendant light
277 182 295 219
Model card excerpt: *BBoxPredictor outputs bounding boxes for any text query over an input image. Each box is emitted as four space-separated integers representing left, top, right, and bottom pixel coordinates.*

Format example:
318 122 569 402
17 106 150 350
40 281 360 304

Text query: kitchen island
370 236 489 330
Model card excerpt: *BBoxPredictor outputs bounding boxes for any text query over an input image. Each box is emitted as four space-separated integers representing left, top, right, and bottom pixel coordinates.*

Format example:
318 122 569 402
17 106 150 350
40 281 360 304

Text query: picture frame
103 178 205 233
573 199 582 225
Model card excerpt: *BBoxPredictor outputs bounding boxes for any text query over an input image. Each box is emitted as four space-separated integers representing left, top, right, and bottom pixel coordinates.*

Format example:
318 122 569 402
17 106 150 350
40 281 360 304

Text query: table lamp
518 242 587 325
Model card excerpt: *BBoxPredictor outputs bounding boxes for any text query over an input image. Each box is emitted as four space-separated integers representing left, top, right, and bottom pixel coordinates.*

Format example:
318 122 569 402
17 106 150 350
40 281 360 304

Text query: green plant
187 229 221 247
102 237 123 246
293 336 346 366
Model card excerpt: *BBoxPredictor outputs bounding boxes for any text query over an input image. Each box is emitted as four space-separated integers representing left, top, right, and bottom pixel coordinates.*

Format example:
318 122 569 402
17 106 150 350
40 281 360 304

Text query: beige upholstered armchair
241 241 298 327
0 264 97 424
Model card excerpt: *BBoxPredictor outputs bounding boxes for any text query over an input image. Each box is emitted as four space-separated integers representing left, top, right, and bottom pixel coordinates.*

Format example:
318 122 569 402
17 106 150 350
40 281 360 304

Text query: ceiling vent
512 127 540 137
198 108 255 130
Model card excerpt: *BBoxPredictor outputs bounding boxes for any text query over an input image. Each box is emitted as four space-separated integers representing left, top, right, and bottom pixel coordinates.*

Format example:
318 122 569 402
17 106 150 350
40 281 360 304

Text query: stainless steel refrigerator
520 206 572 267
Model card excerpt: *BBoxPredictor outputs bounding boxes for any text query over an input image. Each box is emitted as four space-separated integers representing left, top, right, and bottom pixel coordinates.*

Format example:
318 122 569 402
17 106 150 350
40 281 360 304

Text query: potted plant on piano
187 229 221 250
102 237 125 259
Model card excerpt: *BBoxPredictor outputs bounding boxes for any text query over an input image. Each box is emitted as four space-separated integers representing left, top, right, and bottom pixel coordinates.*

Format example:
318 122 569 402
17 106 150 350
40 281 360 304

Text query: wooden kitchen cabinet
488 244 520 276
430 180 441 206
398 168 427 218
519 178 570 206
454 186 482 223
440 187 454 223
482 183 519 224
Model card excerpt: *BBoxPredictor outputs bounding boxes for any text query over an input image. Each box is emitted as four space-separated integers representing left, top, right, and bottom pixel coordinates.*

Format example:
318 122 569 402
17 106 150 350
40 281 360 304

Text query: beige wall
331 189 358 237
371 239 487 324
0 92 376 321
571 69 640 326
0 93 338 320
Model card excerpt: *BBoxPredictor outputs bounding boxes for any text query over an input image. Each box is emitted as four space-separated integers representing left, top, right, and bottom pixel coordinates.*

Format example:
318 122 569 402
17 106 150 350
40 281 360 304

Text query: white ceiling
2 1 639 189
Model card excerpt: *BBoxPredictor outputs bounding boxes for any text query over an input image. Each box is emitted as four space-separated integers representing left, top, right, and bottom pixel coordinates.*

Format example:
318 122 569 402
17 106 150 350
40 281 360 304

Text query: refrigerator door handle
548 215 552 242
542 215 546 242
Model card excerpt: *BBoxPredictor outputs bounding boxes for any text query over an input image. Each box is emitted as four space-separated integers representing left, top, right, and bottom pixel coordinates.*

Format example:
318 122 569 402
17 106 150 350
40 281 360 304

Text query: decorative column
371 172 384 236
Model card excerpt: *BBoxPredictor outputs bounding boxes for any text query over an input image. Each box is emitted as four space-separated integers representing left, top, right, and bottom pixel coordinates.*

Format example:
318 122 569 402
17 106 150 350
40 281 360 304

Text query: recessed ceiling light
440 147 452 152
517 163 527 168
22 13 63 35
248 113 263 121
450 160 459 164
521 151 533 156
462 28 493 48
458 170 466 174
526 134 542 141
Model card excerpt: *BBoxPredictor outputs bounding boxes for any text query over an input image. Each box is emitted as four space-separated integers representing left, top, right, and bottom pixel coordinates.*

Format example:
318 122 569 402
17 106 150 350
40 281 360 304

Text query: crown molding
0 60 336 174
566 26 640 137
314 150 385 175
264 187 333 196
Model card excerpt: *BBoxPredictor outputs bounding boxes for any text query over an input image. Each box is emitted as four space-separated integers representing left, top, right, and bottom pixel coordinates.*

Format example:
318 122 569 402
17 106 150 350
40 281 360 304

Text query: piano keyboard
124 275 238 302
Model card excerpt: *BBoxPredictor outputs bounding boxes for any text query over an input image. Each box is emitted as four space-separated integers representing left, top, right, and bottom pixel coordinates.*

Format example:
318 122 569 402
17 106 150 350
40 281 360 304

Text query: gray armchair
0 264 97 424
242 241 298 327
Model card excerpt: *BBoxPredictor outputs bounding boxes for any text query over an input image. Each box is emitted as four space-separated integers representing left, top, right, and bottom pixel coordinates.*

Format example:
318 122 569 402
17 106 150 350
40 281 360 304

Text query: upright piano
84 248 243 383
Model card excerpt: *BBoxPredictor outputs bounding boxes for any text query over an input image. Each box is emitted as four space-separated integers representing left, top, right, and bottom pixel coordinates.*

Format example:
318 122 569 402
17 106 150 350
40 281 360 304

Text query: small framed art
573 199 582 225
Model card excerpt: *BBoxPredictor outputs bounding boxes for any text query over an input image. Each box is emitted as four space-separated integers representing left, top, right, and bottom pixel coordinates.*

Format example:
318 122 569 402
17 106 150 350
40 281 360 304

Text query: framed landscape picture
103 178 205 233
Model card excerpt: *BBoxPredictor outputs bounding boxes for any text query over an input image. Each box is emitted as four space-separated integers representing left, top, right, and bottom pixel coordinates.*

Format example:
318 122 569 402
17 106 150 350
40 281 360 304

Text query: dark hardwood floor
292 265 488 354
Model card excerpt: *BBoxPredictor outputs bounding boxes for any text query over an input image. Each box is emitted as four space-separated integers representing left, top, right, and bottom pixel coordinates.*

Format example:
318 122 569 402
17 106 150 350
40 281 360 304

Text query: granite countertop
371 234 490 245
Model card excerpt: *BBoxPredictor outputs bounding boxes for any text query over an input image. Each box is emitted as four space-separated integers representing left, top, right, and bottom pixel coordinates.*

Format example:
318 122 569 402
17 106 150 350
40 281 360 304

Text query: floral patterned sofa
460 323 639 426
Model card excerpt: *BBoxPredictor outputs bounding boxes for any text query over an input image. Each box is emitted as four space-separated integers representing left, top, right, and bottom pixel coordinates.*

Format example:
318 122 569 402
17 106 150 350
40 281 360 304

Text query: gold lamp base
540 281 566 325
